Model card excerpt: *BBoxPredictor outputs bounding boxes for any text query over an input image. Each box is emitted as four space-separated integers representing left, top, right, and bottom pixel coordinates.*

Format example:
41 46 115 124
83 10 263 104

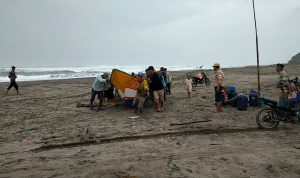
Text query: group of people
184 63 224 112
6 63 292 114
4 64 224 113
89 66 172 113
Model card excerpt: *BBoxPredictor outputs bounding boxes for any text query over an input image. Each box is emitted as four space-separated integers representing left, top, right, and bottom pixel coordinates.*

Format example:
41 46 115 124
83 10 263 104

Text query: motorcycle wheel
205 78 211 86
256 108 280 129
192 78 198 87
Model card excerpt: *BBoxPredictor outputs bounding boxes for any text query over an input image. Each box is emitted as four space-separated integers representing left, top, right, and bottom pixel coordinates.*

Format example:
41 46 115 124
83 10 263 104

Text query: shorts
214 86 223 102
153 89 164 103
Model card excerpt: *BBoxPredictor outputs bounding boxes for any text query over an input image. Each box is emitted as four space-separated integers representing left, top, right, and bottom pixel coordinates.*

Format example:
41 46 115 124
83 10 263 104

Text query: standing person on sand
213 63 224 112
158 68 167 101
165 68 172 94
276 63 289 108
7 66 19 95
148 66 165 112
145 69 154 102
90 72 109 110
185 74 193 98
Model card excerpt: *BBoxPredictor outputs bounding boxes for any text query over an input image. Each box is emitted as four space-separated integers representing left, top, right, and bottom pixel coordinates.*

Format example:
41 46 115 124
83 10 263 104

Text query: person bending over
132 72 148 114
90 73 109 110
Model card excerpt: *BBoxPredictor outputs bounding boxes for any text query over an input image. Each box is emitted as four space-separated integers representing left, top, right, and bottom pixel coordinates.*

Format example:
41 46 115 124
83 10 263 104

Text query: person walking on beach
158 68 167 101
132 72 149 114
165 68 172 94
90 72 109 110
7 66 19 95
148 66 164 112
276 63 289 108
145 69 154 102
185 74 193 98
213 63 224 112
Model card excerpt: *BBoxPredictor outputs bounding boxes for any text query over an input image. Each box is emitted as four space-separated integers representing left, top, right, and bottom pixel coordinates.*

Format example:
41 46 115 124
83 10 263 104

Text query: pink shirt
185 78 193 91
214 69 224 87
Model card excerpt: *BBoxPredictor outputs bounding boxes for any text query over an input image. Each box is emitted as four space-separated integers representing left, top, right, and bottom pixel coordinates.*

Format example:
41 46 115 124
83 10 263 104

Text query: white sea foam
0 65 203 82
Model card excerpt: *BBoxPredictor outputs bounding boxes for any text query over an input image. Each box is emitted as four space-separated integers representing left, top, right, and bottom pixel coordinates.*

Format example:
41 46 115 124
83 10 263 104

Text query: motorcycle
256 77 300 129
256 98 300 129
192 66 211 87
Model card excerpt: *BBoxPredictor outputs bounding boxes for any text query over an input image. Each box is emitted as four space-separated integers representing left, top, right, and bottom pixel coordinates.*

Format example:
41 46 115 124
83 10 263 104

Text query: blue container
297 92 300 101
227 86 236 93
228 92 238 107
279 96 288 108
238 94 248 111
249 91 258 106
290 98 298 106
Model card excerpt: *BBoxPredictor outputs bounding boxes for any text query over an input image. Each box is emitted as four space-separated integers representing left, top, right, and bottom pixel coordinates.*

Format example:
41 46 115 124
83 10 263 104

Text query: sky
0 0 300 68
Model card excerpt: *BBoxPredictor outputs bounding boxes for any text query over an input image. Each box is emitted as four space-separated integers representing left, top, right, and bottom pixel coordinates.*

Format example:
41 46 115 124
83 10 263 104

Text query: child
185 74 193 98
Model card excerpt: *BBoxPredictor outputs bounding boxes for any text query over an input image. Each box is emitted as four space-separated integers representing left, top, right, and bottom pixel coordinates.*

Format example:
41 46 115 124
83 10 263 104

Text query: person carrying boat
132 72 149 114
148 66 165 112
90 72 109 110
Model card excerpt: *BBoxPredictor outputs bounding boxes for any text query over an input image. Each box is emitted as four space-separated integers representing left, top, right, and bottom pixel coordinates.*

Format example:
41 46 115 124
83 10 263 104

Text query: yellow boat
110 69 138 99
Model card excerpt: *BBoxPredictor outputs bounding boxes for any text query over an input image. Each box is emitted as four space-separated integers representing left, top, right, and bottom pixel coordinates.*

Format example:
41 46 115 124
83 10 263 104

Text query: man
148 66 164 112
165 68 172 94
132 72 148 114
90 72 109 110
158 67 167 101
276 63 289 108
213 63 224 112
104 78 117 106
7 66 19 95
145 69 154 101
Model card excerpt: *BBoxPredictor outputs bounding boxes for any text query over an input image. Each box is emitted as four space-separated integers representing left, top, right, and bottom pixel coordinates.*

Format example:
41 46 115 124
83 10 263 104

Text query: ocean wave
0 65 200 82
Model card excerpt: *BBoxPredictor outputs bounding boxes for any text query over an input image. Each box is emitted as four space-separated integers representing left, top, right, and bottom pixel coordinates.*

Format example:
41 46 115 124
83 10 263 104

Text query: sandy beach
1 65 300 178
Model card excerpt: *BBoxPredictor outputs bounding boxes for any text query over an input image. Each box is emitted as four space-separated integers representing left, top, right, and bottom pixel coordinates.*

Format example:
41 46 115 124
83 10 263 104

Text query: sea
0 65 204 82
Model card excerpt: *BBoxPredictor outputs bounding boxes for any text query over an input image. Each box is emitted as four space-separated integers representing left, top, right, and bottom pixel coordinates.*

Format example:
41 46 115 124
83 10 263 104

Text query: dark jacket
150 72 164 91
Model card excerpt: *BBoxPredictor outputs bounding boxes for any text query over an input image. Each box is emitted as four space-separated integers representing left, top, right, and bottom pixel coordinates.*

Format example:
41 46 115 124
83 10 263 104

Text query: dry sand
0 65 300 178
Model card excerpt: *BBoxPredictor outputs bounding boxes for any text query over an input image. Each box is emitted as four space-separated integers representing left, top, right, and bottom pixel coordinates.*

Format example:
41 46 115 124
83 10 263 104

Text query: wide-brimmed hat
212 63 220 67
12 66 16 69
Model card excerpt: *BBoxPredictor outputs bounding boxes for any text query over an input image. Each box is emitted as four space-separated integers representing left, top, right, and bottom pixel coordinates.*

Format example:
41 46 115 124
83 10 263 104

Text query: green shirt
277 71 289 86
277 70 289 97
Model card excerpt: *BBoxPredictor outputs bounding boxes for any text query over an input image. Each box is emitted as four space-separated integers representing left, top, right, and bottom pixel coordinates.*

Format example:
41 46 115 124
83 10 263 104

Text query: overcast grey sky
0 0 300 68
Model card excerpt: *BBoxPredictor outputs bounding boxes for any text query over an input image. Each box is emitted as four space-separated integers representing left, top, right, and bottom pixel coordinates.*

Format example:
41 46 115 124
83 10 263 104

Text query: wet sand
1 65 300 178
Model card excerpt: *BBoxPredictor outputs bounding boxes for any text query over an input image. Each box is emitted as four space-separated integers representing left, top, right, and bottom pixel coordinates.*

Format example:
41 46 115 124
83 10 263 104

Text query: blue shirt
92 76 107 91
